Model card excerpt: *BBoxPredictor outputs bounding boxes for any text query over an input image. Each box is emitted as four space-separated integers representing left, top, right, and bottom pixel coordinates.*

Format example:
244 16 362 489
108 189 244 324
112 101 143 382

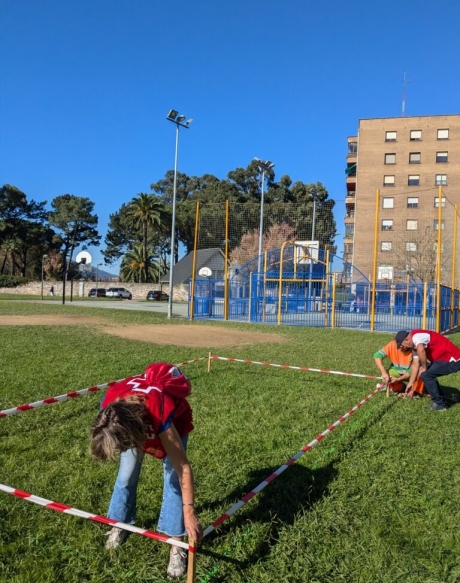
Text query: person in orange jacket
374 331 425 397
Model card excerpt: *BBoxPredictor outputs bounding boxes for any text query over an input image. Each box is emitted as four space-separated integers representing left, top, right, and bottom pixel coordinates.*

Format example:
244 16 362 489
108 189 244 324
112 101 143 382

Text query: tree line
1 160 336 283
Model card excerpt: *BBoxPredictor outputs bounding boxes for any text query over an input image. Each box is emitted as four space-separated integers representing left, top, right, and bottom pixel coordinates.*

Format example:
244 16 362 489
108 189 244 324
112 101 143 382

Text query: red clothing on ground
101 365 193 459
411 329 460 362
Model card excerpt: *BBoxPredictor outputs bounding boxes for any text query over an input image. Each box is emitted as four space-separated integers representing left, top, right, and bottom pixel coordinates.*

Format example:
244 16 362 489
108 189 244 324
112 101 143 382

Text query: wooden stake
207 352 212 373
386 383 390 398
187 541 197 583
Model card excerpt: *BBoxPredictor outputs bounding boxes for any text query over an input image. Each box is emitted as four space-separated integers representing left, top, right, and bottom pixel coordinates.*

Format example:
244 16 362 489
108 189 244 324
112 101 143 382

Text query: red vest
411 329 460 362
101 371 193 459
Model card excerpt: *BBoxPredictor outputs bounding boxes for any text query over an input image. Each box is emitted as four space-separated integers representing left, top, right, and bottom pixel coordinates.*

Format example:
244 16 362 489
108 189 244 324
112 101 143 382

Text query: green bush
0 275 30 288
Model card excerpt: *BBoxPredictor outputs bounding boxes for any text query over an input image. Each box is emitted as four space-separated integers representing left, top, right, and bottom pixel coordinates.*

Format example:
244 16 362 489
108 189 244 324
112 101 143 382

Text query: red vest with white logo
101 365 193 459
411 329 460 362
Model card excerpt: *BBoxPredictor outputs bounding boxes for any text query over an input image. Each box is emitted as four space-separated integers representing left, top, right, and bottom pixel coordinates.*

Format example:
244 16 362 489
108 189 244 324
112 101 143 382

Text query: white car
105 287 132 299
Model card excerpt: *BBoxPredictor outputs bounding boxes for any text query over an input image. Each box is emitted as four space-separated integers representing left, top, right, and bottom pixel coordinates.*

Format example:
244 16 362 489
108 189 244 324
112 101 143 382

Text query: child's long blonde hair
90 396 147 461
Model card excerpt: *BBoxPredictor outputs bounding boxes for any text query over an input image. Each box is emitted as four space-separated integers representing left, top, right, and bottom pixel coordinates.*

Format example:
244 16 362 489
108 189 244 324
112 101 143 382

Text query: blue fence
189 247 458 333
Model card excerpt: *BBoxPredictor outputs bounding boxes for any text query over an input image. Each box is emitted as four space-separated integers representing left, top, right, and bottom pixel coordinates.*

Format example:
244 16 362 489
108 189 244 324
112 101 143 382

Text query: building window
385 131 397 142
434 197 446 208
382 197 394 209
385 153 396 164
434 219 445 230
409 152 421 164
410 130 422 141
406 242 417 252
382 219 393 231
407 220 418 231
381 241 392 251
437 129 449 140
348 142 358 155
408 175 420 186
435 174 447 185
383 175 395 186
345 224 354 237
344 243 353 255
407 197 419 208
436 151 448 163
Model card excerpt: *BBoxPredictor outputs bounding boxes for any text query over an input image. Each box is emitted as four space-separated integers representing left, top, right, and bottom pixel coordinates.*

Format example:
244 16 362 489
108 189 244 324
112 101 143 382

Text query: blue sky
2 0 460 273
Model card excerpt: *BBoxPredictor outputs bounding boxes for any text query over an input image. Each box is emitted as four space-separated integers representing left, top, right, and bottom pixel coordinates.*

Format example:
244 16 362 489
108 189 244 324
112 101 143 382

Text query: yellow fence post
277 241 289 326
331 272 336 328
370 189 380 331
422 282 428 329
436 186 443 332
224 200 229 321
450 205 457 330
190 202 200 320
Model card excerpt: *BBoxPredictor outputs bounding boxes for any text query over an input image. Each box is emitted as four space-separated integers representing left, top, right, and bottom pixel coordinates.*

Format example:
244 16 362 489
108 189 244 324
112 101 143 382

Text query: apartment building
344 114 460 282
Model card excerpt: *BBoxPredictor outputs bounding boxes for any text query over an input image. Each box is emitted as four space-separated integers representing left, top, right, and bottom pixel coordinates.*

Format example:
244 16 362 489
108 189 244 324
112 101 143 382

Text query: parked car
88 288 106 298
106 287 132 299
146 290 169 301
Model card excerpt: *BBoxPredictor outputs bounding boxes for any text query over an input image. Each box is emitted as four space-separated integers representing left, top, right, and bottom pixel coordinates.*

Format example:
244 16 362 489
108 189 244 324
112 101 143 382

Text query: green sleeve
373 348 386 359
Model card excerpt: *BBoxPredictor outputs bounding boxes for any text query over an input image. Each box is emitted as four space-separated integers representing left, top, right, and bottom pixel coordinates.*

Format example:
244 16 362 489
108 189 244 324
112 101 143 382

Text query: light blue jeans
107 435 188 537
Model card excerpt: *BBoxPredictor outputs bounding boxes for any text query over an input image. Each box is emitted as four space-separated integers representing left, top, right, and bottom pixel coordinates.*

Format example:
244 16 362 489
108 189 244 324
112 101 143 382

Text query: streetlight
96 263 102 296
41 254 48 300
166 109 192 319
254 158 275 275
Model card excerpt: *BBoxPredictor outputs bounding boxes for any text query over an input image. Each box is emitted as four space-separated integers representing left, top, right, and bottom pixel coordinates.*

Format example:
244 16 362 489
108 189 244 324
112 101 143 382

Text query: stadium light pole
255 158 275 275
41 254 48 300
166 109 192 319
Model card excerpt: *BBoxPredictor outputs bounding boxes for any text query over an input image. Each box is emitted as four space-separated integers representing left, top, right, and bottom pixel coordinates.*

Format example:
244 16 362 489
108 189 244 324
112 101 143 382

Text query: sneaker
167 546 187 579
431 402 447 411
105 527 129 549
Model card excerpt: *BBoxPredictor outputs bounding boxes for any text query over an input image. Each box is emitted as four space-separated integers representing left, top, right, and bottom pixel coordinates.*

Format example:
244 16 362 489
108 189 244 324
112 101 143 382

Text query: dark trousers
420 360 460 405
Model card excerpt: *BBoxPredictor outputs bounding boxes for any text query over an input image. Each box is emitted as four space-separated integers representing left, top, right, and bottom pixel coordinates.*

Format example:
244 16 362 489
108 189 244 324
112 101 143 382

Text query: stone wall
0 281 189 301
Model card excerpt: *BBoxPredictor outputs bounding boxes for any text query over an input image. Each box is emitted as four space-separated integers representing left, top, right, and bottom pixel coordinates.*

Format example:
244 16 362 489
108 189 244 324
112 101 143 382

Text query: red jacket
101 363 193 459
411 329 460 362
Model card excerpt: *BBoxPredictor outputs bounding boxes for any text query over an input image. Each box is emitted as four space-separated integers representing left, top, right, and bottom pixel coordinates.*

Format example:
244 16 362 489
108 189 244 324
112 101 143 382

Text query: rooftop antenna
401 71 411 117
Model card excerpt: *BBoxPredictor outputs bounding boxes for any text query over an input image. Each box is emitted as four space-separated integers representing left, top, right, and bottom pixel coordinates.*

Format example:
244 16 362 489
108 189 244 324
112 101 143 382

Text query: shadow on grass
196 397 398 579
441 385 460 404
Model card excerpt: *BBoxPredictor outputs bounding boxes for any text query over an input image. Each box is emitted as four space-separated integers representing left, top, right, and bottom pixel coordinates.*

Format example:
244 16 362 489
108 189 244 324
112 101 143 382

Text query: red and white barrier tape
0 357 206 418
209 355 381 380
203 384 384 537
0 483 189 550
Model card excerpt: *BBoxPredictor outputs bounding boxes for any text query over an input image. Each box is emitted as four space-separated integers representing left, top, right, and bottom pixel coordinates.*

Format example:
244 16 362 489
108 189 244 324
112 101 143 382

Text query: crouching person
374 331 425 397
90 363 202 578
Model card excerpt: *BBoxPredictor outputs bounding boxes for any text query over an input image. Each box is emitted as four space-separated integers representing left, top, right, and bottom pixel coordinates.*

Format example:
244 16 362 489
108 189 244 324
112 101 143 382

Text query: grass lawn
0 300 459 583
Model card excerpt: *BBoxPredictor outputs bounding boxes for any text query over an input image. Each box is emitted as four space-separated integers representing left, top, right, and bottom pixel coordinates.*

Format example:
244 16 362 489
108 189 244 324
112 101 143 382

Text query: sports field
0 300 459 583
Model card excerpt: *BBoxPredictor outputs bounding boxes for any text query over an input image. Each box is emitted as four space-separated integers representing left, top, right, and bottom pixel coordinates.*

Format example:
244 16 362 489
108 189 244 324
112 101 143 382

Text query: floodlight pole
166 110 192 319
41 254 48 300
255 159 274 276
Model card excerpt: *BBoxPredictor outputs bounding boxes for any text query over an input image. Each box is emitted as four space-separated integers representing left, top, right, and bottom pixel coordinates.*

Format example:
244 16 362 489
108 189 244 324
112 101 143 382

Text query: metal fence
190 245 458 332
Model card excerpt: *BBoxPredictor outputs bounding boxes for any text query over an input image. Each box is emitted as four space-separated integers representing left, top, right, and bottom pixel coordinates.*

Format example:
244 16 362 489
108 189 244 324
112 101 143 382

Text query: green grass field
0 300 459 583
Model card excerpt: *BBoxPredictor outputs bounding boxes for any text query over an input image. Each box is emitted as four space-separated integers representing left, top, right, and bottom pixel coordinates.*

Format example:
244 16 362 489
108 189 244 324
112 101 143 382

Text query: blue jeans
107 435 188 537
420 360 460 406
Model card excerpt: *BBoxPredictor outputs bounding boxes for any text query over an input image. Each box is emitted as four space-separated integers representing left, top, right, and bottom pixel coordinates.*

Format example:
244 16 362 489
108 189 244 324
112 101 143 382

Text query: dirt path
0 315 286 347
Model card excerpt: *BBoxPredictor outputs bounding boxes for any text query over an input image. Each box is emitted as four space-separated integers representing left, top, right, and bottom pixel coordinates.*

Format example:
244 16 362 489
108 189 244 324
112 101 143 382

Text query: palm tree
125 194 165 281
120 244 160 283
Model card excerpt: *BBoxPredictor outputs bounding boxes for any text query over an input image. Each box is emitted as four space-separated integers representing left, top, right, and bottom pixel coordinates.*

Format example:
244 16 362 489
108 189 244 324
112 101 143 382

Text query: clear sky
2 0 460 273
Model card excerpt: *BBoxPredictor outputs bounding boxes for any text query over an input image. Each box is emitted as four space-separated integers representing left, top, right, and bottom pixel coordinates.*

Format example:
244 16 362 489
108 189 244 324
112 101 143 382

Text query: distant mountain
74 264 119 281
91 266 119 281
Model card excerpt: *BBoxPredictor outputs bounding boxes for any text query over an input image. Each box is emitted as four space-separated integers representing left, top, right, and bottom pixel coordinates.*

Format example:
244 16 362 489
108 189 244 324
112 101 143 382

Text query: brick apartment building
344 114 460 283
